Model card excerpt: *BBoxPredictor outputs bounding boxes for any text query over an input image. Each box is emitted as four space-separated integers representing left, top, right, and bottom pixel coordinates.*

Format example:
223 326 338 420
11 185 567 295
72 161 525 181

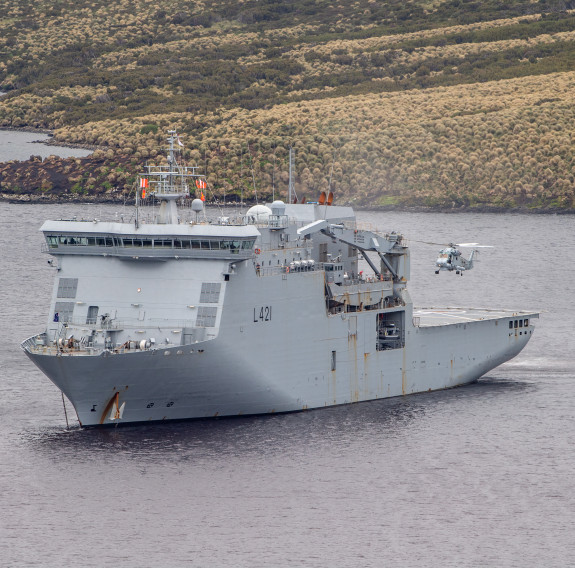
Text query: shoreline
1 193 573 214
1 127 573 215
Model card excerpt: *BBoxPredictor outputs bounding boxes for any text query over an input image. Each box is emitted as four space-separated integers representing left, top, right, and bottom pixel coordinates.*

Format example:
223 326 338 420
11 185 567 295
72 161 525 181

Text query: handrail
55 318 197 330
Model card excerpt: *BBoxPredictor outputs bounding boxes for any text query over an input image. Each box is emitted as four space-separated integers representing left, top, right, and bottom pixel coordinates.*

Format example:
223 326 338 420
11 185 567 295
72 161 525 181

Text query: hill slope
1 0 574 209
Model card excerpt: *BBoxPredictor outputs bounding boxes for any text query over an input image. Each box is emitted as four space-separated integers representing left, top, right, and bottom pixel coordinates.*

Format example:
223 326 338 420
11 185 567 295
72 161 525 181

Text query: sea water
0 202 573 567
0 129 93 162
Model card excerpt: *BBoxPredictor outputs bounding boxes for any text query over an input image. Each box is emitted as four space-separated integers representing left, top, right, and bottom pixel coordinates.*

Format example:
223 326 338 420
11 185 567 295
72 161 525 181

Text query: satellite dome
191 199 204 212
246 204 272 222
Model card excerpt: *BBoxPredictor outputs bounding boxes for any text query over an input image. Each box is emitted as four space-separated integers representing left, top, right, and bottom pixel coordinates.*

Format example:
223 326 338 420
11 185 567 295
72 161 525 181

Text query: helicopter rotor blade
414 239 494 248
456 243 493 248
416 240 444 246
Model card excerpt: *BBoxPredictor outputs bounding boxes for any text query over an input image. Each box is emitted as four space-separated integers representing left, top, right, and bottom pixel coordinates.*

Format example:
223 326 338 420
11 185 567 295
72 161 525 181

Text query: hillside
1 0 575 209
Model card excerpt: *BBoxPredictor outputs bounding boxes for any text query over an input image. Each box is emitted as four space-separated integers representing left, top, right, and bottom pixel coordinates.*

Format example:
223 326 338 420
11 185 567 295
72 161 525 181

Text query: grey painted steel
21 185 539 426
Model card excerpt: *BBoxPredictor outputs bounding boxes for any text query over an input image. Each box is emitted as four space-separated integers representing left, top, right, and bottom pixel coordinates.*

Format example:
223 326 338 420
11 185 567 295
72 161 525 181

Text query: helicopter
434 243 492 275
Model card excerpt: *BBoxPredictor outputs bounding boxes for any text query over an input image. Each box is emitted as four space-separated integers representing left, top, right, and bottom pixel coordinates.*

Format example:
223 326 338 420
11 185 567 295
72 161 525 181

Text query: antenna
248 142 258 204
322 152 336 219
272 143 276 202
288 146 297 203
135 181 140 229
240 145 244 214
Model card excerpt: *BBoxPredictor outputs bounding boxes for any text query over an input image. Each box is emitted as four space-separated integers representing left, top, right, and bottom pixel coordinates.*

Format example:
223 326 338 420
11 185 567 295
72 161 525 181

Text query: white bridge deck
413 307 538 327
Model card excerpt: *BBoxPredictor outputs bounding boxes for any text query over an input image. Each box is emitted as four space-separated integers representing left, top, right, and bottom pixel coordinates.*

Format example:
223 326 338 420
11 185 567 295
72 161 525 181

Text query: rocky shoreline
1 191 573 214
1 128 573 214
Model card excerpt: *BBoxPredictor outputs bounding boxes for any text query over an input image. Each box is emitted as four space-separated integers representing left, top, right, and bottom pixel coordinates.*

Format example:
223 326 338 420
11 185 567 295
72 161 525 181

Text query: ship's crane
297 221 404 280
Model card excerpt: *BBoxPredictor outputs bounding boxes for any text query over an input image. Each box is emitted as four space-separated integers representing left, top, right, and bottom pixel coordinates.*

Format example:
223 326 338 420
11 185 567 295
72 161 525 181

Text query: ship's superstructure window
123 238 153 248
54 301 74 322
510 318 529 330
57 278 78 298
46 234 255 252
196 307 217 327
47 235 114 248
200 283 221 303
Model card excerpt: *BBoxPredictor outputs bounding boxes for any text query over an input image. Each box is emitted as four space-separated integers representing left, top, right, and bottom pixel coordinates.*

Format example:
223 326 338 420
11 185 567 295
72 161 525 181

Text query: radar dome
246 204 272 222
191 199 204 212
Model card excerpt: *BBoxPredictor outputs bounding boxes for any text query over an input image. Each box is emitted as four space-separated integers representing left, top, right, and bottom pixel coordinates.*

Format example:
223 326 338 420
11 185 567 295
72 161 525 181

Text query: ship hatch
376 312 405 351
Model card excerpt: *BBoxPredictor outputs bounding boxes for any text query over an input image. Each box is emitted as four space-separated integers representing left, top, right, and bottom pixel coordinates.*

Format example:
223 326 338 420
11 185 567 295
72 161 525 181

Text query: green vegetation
1 0 574 209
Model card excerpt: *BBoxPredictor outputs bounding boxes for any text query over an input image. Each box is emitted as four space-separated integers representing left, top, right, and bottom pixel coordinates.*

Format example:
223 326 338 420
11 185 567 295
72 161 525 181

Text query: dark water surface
1 203 573 567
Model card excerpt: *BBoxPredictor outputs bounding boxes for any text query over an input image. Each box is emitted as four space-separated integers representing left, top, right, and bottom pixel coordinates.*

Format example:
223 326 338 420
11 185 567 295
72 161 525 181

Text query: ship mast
140 130 202 224
288 146 294 204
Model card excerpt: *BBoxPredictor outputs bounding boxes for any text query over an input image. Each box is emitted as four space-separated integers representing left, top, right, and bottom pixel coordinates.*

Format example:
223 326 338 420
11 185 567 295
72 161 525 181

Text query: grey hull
24 308 535 427
21 189 538 427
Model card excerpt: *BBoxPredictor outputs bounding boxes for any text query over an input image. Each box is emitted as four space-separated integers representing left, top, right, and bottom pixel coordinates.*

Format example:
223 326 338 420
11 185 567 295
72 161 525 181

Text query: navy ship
22 132 538 426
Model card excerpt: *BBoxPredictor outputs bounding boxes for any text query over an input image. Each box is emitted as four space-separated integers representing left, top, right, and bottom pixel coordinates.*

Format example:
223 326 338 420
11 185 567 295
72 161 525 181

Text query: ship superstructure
22 133 538 426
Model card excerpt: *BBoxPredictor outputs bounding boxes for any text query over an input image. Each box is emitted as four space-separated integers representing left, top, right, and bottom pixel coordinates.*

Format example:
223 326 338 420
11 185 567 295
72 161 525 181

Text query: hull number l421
253 306 272 322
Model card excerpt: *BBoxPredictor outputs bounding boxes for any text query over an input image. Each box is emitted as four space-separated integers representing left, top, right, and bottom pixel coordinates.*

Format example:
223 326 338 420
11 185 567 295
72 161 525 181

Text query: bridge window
47 234 116 247
59 235 89 246
47 234 254 252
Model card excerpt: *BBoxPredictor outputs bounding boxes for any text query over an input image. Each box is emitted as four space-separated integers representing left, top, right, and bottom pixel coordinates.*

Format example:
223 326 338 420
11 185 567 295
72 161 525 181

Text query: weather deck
414 307 538 327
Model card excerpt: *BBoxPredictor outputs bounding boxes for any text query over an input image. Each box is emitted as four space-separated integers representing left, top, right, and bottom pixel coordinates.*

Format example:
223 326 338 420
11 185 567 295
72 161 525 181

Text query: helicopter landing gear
435 270 439 274
456 270 460 275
